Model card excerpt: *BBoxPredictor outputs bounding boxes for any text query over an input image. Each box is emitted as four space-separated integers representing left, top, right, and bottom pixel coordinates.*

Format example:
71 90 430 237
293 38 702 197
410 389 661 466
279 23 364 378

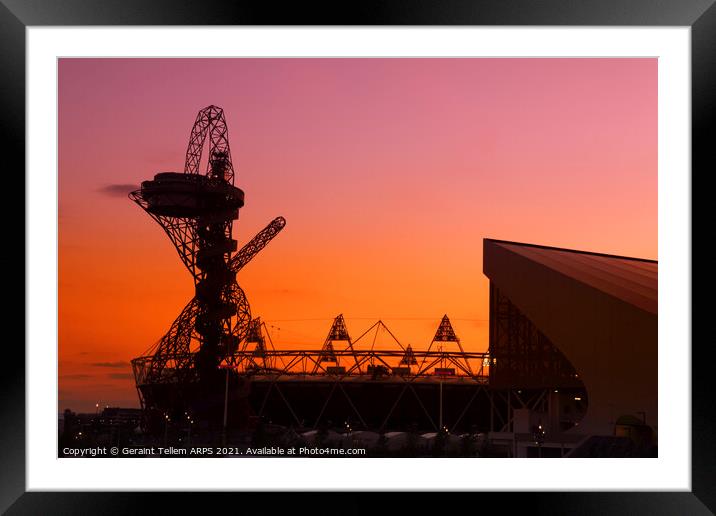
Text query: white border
27 27 691 491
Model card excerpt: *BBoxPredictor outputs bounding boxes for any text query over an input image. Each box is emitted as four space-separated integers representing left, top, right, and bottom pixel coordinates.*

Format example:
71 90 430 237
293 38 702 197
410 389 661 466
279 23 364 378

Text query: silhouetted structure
483 238 657 439
126 105 656 457
129 106 286 428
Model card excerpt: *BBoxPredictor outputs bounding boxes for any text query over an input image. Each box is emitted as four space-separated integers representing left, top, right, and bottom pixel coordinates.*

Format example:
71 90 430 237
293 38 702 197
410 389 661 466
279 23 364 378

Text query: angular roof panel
489 240 657 314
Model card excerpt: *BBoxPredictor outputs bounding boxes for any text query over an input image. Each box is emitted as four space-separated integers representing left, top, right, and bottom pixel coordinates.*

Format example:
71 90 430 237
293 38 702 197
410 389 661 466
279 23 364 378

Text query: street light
533 423 545 458
164 413 170 446
186 415 193 447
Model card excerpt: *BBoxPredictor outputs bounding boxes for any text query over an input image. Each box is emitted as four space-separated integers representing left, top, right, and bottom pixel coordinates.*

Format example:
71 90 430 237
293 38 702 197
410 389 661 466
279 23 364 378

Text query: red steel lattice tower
130 106 285 385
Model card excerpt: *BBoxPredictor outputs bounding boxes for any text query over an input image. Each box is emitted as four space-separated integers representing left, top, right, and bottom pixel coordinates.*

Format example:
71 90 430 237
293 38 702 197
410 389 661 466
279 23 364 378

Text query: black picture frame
4 1 712 513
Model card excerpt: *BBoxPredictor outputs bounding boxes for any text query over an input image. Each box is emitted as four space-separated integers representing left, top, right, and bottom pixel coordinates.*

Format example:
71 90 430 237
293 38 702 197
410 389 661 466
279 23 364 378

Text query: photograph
57 57 658 459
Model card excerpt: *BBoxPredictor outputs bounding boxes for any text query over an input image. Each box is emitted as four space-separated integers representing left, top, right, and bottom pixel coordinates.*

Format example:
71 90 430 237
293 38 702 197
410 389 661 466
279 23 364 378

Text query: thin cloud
91 361 127 368
107 373 133 380
97 184 138 197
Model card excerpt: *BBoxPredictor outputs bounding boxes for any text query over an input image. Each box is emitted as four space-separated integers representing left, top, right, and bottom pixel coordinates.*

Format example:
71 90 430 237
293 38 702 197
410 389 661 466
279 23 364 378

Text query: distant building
98 407 142 427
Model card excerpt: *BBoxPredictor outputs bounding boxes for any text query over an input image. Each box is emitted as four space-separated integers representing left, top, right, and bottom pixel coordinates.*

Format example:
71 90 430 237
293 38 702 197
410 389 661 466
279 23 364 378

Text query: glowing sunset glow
59 58 656 411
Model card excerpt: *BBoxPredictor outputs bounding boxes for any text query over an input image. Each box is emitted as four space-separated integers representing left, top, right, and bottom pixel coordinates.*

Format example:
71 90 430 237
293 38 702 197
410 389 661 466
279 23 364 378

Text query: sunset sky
58 58 657 412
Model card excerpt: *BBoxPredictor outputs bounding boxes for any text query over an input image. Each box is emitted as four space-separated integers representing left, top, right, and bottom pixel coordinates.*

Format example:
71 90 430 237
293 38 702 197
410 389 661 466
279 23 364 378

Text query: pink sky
58 58 657 411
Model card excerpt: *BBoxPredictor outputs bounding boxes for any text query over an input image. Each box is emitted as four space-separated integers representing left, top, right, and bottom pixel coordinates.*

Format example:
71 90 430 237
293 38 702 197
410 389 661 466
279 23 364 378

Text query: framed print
5 0 713 513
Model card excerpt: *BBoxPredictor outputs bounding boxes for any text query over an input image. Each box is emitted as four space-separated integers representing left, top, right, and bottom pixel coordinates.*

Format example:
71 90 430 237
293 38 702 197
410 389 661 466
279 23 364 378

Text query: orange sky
58 58 657 412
